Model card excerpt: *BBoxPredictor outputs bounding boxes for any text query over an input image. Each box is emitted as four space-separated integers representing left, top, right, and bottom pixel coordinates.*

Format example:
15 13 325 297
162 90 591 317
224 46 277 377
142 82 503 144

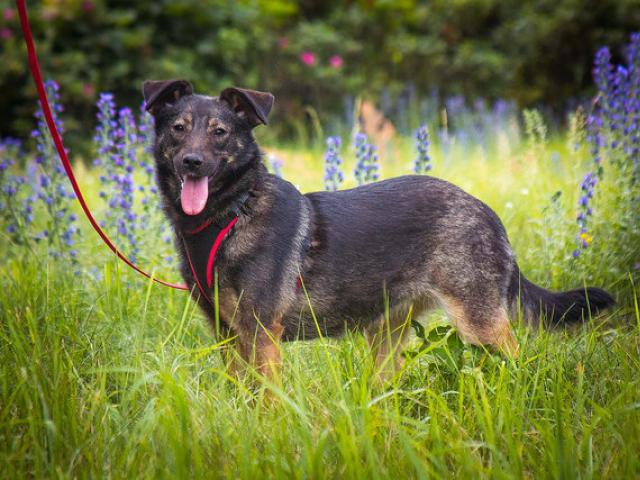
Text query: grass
1 128 639 478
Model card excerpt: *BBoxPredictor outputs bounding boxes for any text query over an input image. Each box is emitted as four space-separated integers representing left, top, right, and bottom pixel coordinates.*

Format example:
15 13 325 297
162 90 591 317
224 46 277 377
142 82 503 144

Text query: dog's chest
180 217 239 302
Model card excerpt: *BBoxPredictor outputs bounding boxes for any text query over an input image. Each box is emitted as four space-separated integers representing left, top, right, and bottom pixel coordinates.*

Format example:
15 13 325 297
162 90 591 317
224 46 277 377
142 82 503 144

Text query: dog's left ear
219 87 274 127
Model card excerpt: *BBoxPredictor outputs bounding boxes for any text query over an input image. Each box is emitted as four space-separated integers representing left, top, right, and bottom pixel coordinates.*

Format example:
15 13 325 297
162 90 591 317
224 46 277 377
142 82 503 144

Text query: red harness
182 216 238 305
182 214 304 309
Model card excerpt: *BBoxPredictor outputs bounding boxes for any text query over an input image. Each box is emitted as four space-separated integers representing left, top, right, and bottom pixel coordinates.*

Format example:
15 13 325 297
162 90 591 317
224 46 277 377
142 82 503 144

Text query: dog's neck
169 155 267 233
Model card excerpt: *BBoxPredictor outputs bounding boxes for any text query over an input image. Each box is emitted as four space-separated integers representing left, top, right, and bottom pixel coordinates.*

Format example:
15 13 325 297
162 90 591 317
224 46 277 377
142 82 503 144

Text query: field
2 95 640 479
3 31 640 476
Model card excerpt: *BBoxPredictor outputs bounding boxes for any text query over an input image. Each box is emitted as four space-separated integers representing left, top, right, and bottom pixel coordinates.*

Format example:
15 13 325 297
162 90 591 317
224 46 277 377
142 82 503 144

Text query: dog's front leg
235 313 284 383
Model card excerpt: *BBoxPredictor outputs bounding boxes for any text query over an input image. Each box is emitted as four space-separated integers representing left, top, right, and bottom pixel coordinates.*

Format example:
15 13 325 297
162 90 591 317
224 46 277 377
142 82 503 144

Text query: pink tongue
181 176 209 216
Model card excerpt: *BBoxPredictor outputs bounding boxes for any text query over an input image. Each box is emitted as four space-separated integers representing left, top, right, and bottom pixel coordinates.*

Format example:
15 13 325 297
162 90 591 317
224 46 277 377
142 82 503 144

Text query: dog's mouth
180 175 210 216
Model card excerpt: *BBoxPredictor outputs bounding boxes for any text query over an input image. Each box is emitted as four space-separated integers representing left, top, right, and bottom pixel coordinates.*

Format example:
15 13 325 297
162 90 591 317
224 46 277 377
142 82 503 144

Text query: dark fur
143 80 615 375
508 267 614 326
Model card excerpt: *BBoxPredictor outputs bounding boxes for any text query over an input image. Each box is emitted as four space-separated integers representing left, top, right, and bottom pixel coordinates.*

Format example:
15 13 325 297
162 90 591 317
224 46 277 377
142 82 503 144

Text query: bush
2 1 640 143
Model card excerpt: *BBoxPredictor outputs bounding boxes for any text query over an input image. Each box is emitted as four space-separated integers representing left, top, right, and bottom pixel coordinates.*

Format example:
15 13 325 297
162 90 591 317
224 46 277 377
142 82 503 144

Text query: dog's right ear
142 80 193 115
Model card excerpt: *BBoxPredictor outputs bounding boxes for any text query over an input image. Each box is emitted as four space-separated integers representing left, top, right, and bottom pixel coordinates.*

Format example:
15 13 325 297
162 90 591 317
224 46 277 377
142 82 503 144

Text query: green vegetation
1 128 639 477
2 0 640 140
1 5 639 478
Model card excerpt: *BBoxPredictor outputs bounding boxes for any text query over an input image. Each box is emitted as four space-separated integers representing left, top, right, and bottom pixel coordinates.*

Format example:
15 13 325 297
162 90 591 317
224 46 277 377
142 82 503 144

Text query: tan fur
224 189 276 260
217 287 241 329
256 319 284 378
438 294 519 357
174 112 192 131
206 117 220 132
364 307 414 383
490 309 520 357
235 315 284 381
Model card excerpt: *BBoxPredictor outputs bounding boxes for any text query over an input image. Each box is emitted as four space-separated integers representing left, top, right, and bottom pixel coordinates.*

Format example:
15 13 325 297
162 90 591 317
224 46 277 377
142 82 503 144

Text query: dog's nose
183 154 203 169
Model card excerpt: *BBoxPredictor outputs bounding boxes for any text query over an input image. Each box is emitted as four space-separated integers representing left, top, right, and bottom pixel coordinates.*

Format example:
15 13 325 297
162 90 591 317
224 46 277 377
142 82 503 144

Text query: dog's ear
219 87 274 127
142 80 193 115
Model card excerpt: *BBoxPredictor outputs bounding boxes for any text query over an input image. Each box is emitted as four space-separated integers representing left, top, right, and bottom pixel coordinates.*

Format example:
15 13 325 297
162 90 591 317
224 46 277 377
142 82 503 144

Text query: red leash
17 0 188 291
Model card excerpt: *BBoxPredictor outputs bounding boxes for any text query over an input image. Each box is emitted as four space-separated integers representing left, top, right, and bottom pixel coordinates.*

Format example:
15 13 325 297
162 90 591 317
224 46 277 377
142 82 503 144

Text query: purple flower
94 93 116 159
94 92 173 265
353 132 379 185
267 154 284 178
24 80 81 255
574 32 640 258
414 125 432 174
324 136 344 191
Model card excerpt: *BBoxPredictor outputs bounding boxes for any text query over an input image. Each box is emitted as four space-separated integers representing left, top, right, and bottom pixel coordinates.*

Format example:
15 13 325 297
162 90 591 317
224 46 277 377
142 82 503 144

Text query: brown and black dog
142 80 614 382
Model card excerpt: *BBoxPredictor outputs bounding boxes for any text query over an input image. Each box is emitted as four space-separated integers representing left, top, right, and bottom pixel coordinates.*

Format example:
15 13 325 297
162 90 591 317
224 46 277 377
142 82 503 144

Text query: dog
142 79 614 382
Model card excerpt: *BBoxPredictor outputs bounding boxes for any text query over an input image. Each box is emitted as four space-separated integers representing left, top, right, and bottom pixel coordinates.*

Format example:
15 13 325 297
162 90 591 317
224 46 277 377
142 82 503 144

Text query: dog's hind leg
438 294 519 357
364 307 415 383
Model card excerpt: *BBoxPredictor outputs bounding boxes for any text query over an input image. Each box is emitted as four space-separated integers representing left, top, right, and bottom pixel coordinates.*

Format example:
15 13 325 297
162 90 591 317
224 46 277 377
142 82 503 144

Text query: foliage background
1 2 640 478
2 0 640 143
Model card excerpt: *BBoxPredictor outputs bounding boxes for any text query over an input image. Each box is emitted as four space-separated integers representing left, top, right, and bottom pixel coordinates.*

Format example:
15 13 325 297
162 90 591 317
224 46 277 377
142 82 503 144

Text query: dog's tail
508 266 615 326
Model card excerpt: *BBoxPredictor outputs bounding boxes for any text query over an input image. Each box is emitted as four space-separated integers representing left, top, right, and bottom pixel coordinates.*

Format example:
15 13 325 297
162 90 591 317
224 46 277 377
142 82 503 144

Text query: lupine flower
0 139 29 238
96 103 140 262
323 136 344 191
31 80 80 257
593 47 613 113
94 93 117 164
138 100 155 156
625 33 640 170
114 107 140 261
424 95 518 160
574 32 640 258
94 93 173 266
413 124 432 174
267 153 283 178
573 172 597 258
589 33 640 175
353 132 379 185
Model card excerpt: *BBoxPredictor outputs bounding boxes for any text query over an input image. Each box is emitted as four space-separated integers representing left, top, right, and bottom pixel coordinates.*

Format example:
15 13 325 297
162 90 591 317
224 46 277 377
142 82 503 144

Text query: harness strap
17 0 188 291
186 218 214 235
182 215 239 305
206 217 238 287
183 241 214 307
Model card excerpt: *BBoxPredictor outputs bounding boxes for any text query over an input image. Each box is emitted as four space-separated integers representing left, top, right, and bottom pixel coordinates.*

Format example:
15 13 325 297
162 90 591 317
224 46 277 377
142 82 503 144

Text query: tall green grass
1 126 639 478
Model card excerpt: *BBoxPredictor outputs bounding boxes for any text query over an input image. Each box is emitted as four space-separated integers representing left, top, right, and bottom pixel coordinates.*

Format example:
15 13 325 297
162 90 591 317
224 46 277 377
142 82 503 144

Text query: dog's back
283 174 613 347
284 176 515 339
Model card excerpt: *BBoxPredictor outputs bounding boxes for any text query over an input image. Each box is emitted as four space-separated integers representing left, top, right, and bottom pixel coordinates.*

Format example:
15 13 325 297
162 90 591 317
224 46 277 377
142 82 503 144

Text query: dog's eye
213 127 226 136
173 124 185 132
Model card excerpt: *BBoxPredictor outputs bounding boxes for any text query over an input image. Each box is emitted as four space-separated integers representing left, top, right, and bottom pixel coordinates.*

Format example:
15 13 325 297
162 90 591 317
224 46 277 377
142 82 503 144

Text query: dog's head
142 79 273 216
